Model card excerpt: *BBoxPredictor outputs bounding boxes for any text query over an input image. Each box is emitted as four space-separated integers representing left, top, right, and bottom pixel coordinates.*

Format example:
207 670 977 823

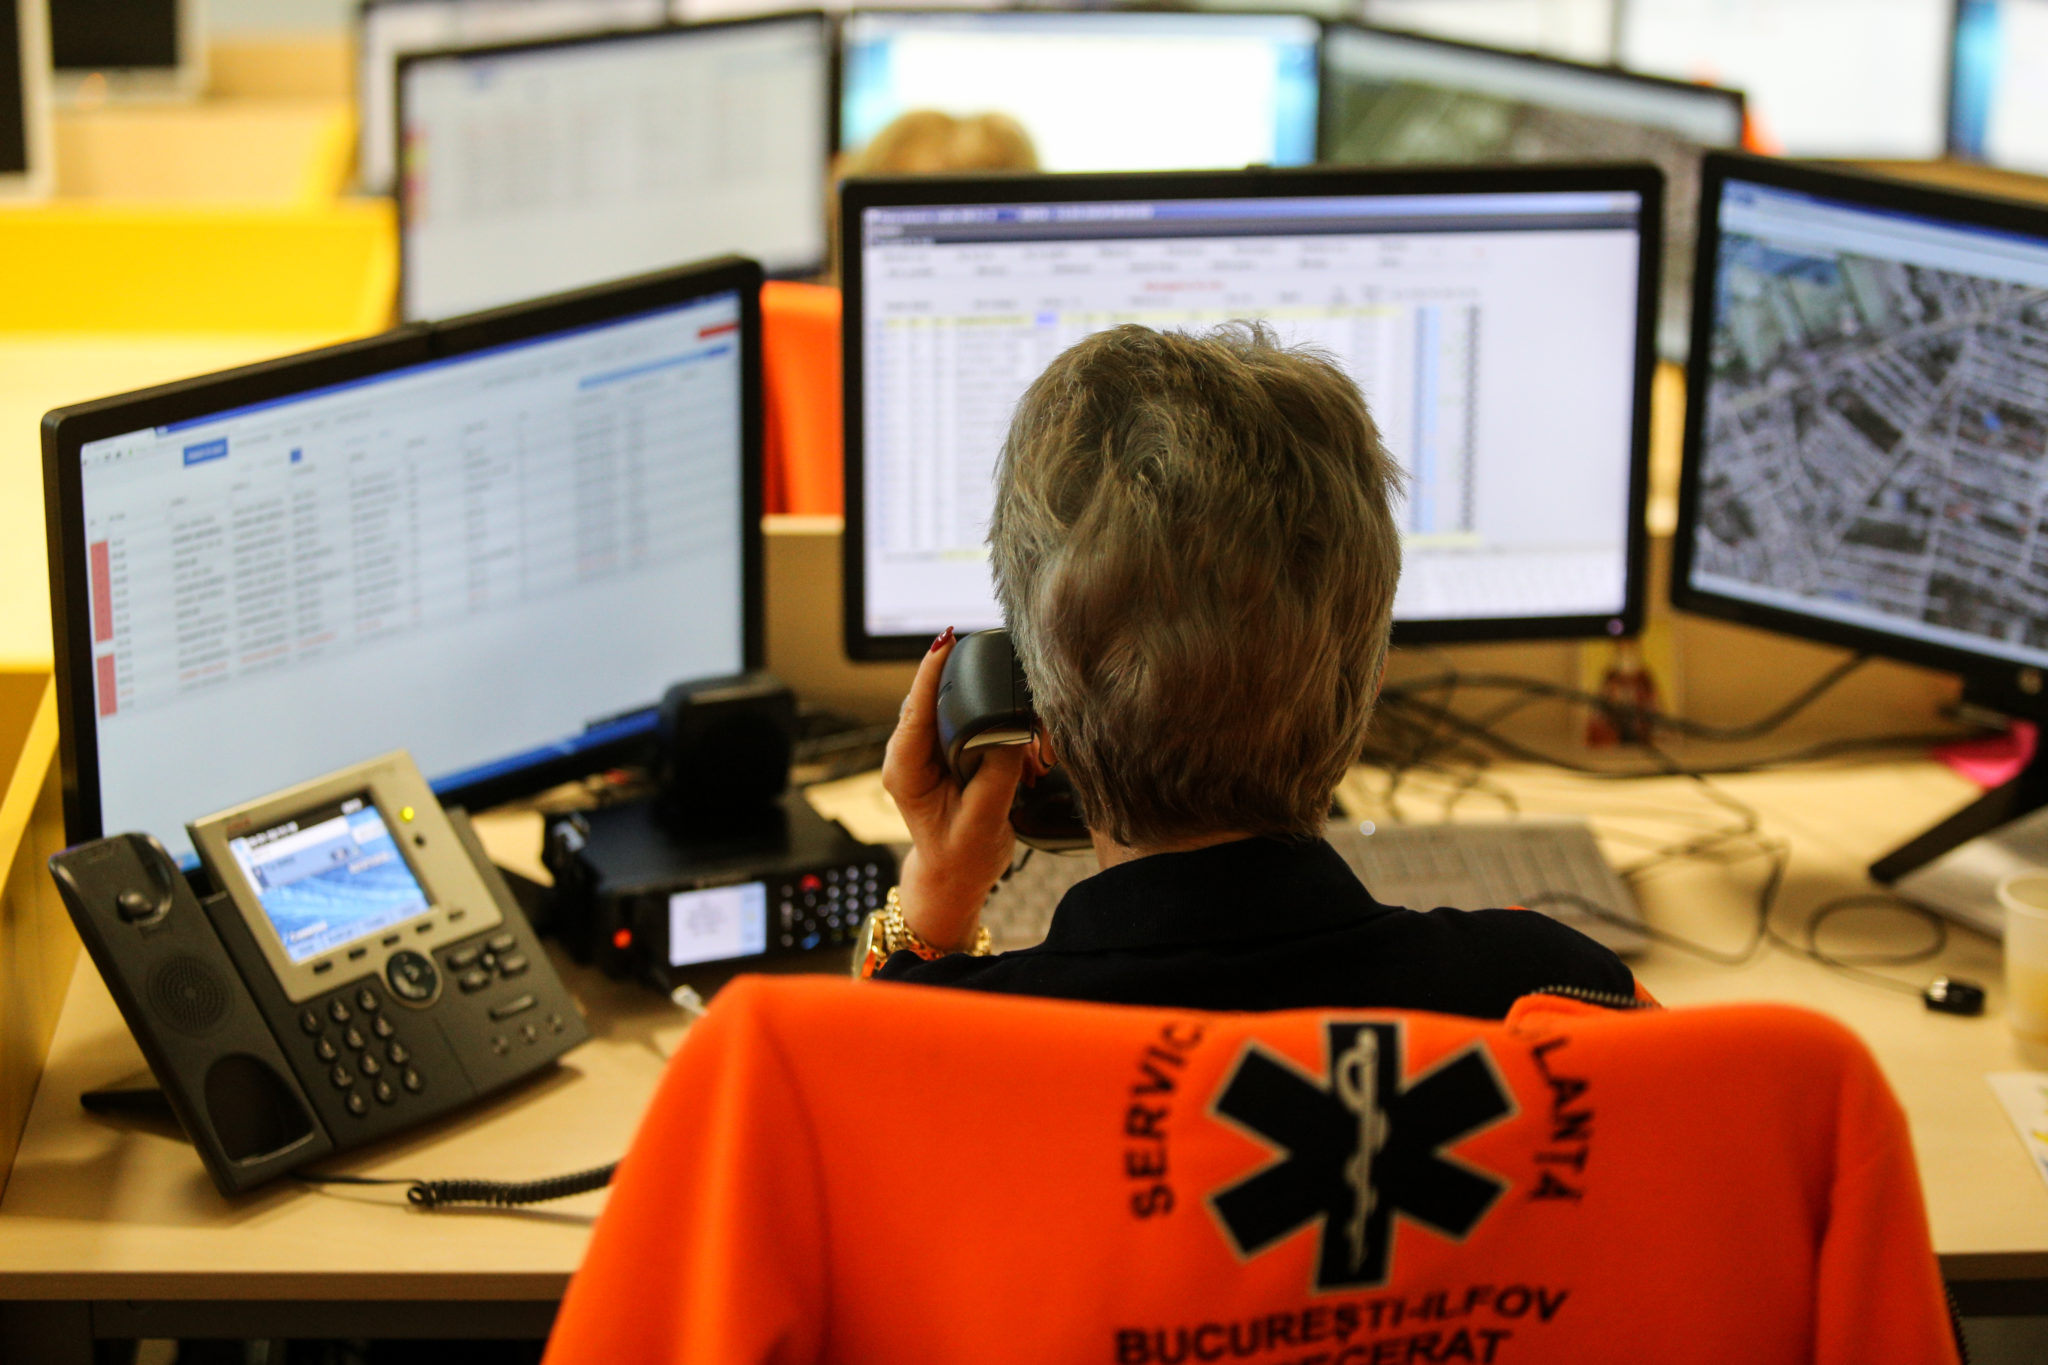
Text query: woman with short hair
868 323 1636 1015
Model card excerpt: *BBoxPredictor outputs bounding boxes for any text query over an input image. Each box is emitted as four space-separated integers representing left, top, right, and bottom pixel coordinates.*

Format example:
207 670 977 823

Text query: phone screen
668 882 768 967
228 793 433 964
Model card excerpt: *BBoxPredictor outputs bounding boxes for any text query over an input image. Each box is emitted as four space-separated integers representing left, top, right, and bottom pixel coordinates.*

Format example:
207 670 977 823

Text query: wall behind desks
0 674 70 1201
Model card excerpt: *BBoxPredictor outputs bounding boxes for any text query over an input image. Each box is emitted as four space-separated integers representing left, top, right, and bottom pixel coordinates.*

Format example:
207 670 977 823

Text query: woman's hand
882 628 1028 951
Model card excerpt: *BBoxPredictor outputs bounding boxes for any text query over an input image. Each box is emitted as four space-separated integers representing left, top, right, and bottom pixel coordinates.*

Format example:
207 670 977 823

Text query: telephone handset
934 629 1090 851
47 751 589 1197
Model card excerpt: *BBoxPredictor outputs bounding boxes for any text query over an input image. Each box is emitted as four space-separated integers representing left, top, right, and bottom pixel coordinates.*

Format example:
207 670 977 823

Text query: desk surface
0 758 2043 1309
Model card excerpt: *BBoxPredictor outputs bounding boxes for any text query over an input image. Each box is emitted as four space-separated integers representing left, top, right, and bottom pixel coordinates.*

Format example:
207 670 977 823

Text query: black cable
1375 689 1982 780
293 1162 618 1209
1771 893 1950 997
1379 651 1877 744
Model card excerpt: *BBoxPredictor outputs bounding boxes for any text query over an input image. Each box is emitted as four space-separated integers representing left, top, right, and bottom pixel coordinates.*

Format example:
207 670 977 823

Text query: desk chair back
761 280 842 516
544 977 1959 1365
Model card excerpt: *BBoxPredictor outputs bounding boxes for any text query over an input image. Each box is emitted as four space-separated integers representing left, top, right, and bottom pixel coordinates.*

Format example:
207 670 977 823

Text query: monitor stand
1869 750 2048 885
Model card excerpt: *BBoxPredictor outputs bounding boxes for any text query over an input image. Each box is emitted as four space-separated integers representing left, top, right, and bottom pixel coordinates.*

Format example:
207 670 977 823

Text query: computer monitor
1619 0 1950 158
842 165 1660 660
839 9 1322 173
1361 0 1618 65
0 0 52 201
1322 22 1742 361
1951 0 2048 175
356 0 667 194
1673 154 2048 877
397 14 832 321
49 0 202 99
42 257 764 867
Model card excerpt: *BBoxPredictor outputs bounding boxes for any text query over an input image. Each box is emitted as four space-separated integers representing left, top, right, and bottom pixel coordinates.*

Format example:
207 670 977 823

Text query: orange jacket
545 977 1957 1365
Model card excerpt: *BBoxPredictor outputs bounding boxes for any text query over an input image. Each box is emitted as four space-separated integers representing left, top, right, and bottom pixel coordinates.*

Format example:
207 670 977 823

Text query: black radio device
542 793 897 988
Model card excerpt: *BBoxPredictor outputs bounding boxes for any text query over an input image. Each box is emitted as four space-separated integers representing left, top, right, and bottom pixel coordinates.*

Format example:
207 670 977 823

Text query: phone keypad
776 863 887 952
304 981 423 1118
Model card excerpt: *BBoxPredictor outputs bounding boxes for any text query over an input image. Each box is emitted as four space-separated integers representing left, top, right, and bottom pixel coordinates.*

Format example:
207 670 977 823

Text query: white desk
1 759 2045 1358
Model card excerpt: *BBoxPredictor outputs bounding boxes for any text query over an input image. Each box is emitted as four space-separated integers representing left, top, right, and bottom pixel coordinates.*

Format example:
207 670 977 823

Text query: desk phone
48 752 589 1197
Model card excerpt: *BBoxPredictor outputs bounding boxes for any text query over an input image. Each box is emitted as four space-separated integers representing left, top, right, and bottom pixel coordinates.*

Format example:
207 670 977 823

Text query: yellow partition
54 99 357 208
0 199 397 335
0 672 72 1200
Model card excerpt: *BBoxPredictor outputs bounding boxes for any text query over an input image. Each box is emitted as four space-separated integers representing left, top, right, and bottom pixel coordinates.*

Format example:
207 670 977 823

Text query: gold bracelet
854 886 992 980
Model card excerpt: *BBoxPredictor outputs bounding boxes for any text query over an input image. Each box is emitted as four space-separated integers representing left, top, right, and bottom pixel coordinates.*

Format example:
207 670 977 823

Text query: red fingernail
930 626 955 653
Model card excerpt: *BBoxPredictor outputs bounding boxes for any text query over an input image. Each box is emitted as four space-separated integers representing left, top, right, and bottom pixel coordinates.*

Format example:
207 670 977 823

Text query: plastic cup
1999 870 2048 1040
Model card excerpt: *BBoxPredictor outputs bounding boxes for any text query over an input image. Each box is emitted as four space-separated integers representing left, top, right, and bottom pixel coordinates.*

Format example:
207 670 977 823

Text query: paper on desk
805 770 910 845
1986 1072 2048 1192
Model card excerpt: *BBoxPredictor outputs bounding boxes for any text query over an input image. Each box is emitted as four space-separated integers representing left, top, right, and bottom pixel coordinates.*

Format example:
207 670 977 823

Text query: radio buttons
386 950 439 1005
489 993 537 1021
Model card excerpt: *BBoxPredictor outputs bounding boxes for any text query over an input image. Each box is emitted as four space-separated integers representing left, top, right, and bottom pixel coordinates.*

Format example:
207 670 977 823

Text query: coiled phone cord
295 1161 618 1209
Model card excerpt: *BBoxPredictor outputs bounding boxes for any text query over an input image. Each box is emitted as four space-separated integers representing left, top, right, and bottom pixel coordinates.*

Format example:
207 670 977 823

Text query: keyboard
966 817 1647 957
1328 818 1648 956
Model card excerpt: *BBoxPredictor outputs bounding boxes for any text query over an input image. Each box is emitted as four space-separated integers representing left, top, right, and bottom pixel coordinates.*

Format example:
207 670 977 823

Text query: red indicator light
612 928 633 950
799 873 823 892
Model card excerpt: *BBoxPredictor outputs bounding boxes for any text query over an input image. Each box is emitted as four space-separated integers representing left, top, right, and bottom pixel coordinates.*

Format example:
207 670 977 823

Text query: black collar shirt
876 836 1639 1019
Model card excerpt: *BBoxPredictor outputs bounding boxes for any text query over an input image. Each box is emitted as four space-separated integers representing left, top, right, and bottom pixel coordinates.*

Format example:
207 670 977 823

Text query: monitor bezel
0 0 53 201
49 0 204 100
394 9 837 320
42 256 767 849
840 162 1664 662
355 0 675 195
1317 18 1747 162
1671 151 2048 712
837 5 1326 166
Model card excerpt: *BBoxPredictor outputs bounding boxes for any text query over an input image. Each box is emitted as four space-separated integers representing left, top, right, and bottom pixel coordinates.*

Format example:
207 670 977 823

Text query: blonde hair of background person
825 110 1040 282
882 323 1404 953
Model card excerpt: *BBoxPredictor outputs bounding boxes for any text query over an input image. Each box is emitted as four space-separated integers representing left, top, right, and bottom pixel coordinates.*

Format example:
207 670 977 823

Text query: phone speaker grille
149 955 231 1036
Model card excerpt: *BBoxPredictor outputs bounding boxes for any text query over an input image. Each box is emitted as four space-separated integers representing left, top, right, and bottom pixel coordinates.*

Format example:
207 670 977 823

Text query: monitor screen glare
1686 177 2048 669
840 11 1321 173
75 290 748 865
400 17 830 319
1322 23 1741 359
854 185 1648 645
